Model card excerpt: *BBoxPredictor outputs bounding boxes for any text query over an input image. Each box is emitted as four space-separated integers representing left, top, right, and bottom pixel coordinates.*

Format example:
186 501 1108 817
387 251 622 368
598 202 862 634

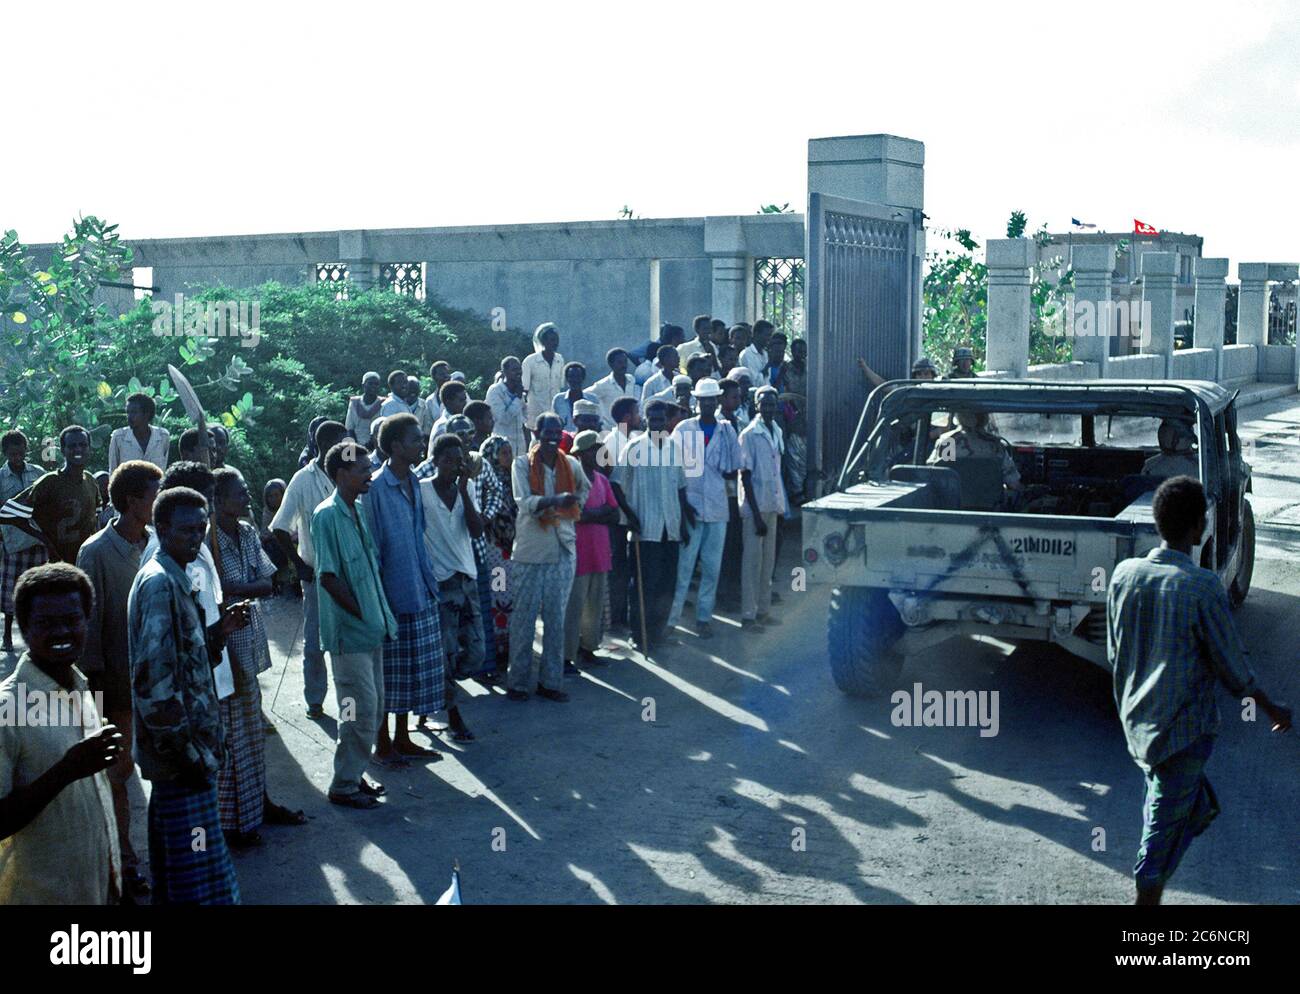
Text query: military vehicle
800 380 1255 695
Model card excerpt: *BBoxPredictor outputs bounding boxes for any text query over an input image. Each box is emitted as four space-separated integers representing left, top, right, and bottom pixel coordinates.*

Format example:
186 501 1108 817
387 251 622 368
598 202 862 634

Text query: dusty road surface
5 389 1297 905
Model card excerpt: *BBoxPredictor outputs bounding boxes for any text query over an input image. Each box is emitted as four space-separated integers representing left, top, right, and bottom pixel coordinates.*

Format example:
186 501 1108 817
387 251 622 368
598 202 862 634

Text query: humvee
800 380 1255 695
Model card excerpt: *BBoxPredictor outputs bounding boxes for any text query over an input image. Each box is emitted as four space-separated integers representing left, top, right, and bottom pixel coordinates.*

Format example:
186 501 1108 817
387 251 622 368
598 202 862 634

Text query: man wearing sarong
363 415 445 764
129 486 246 904
1107 475 1291 905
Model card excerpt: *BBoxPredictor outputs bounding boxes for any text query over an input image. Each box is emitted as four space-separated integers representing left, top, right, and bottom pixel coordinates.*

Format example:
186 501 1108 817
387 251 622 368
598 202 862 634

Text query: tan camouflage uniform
928 427 1021 488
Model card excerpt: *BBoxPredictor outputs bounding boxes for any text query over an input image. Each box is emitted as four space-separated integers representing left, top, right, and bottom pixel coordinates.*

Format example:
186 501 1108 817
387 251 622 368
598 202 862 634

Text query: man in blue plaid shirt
1107 476 1291 905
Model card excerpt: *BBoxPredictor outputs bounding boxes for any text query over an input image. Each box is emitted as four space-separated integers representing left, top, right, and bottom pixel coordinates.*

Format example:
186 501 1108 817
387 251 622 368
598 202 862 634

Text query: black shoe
358 776 386 797
305 704 326 719
535 686 570 702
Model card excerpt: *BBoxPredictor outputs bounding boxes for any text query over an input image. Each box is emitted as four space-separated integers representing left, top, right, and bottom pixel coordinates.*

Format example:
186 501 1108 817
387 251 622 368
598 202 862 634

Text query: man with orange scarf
506 413 589 702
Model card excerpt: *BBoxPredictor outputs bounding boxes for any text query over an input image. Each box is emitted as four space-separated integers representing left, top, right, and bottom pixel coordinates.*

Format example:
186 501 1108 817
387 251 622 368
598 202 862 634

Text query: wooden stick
633 536 649 657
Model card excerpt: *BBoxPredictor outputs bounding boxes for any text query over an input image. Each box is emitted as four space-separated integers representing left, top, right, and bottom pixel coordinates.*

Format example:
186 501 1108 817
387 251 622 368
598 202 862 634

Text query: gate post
1236 263 1269 349
985 238 1034 377
703 216 749 326
339 230 376 291
1069 244 1115 374
1141 252 1178 378
1193 258 1228 381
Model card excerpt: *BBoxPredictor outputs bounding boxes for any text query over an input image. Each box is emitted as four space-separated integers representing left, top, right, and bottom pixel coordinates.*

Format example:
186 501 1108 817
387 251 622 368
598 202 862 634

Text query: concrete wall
1220 344 1258 386
1258 343 1297 382
1106 353 1166 379
19 215 805 368
1170 347 1216 381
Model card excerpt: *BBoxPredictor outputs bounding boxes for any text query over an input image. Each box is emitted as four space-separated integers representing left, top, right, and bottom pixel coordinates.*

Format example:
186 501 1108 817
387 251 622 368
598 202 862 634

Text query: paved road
9 393 1298 904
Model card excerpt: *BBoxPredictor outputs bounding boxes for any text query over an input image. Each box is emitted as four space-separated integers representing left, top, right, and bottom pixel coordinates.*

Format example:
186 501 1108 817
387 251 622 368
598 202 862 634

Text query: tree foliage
922 212 1074 373
1 220 529 502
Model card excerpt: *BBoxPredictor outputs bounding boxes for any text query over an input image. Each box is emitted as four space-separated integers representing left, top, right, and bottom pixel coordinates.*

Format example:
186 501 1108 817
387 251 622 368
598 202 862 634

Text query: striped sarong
382 610 445 716
1 546 47 615
217 681 266 835
148 779 241 905
1134 735 1220 887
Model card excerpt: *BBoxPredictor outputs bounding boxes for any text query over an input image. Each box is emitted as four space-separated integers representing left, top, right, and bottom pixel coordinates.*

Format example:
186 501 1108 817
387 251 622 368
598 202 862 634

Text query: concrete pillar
807 134 925 210
338 229 376 291
1193 257 1228 380
807 134 926 361
1267 263 1299 382
1069 244 1115 370
1236 263 1269 347
985 239 1034 376
703 216 748 326
1141 252 1178 377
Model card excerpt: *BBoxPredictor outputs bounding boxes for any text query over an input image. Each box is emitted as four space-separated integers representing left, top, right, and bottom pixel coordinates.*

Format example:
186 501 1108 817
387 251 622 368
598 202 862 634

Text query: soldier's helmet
1157 418 1196 454
912 356 937 374
952 346 975 362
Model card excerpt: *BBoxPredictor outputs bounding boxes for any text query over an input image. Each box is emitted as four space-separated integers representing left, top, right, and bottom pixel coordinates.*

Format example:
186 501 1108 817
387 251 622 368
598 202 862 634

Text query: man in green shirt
311 441 397 809
1 426 99 566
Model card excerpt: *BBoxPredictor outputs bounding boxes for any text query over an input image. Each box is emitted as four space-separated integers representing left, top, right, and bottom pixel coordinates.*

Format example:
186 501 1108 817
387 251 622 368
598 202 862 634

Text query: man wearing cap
522 323 566 432
668 379 740 638
590 349 637 428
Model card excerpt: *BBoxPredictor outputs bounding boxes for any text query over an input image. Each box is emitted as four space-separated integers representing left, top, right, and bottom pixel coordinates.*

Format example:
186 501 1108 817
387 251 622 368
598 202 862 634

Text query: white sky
4 0 1298 271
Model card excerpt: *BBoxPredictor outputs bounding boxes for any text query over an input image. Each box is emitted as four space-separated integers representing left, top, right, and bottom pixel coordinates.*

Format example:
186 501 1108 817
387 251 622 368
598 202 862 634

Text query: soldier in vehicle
1142 419 1199 480
927 410 1022 492
858 354 938 389
947 346 977 379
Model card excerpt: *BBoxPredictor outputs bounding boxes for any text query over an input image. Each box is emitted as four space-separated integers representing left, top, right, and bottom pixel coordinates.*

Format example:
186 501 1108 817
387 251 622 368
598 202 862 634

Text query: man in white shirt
678 314 720 373
552 362 602 431
379 371 411 418
486 356 529 459
427 380 470 457
740 320 775 385
272 420 349 717
420 433 483 743
423 361 453 427
738 386 788 627
345 372 385 449
107 393 170 473
522 323 567 432
640 345 681 407
589 348 638 428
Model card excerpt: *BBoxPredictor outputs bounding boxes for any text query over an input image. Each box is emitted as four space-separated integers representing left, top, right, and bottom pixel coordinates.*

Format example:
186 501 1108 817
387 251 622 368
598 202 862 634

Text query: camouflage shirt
927 427 1021 487
127 549 226 782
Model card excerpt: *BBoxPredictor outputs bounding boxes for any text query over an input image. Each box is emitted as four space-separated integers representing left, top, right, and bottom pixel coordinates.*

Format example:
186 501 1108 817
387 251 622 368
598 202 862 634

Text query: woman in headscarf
475 434 518 673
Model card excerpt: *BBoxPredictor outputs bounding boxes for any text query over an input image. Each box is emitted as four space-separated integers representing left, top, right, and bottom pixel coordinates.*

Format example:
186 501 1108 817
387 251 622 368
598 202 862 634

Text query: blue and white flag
436 867 462 905
1071 218 1097 230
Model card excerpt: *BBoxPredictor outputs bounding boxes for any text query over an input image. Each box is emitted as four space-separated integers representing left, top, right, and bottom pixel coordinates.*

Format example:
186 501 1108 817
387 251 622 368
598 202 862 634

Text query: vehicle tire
1229 500 1255 608
827 587 905 696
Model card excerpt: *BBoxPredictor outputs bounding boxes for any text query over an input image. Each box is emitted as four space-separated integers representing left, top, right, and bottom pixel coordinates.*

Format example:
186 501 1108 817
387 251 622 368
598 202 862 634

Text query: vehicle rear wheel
1229 500 1255 608
827 587 905 696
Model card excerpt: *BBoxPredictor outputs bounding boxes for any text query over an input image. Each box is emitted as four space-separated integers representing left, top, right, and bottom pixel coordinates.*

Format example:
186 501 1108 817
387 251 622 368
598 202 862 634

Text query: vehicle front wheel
1229 500 1255 608
827 587 905 696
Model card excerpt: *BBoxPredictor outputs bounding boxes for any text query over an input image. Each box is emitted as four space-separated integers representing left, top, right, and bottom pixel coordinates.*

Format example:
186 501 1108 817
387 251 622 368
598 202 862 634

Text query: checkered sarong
382 610 445 716
1134 735 1220 887
217 680 266 835
1 546 47 615
148 779 241 905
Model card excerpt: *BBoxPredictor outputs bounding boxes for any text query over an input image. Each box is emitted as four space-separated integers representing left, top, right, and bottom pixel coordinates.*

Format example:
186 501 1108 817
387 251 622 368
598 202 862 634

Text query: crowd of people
0 314 811 905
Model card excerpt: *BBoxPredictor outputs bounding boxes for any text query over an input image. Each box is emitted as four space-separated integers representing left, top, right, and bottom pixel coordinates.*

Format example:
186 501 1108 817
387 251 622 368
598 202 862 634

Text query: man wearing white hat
668 378 740 638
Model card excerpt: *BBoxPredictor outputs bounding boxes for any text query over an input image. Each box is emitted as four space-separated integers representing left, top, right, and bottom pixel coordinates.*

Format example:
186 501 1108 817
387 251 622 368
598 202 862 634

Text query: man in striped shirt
1107 475 1290 905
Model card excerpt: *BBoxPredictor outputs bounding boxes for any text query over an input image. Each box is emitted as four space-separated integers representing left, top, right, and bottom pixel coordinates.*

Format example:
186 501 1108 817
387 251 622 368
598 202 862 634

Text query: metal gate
805 192 921 494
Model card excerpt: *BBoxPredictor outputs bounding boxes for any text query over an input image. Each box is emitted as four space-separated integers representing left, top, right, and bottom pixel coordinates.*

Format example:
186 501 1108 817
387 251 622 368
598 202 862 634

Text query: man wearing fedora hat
667 378 740 639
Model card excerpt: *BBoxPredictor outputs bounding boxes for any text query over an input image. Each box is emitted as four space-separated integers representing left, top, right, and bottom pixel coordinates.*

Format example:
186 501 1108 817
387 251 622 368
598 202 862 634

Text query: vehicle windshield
848 399 1205 517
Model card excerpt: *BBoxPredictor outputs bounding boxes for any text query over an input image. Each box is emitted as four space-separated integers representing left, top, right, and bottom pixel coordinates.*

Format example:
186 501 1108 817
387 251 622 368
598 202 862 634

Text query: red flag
1133 219 1159 237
